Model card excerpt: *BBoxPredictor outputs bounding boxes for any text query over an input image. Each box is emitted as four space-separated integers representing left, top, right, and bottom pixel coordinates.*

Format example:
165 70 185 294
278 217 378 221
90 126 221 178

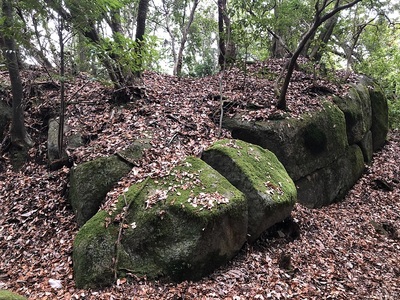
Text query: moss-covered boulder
202 139 297 243
0 290 27 300
223 101 348 181
69 155 132 226
69 140 150 226
73 157 247 288
333 84 372 145
296 145 365 208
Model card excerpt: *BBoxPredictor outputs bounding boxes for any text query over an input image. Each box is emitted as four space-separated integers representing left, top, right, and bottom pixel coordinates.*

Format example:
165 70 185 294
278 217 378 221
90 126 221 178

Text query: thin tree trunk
309 15 338 62
174 0 199 77
0 0 32 147
218 0 226 69
134 0 150 80
31 14 54 69
58 15 66 159
271 4 286 58
161 0 177 70
276 0 362 110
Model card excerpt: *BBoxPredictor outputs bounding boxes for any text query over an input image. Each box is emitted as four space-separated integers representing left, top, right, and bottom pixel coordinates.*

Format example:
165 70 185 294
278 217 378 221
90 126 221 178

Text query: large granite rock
73 157 247 288
202 139 297 243
333 84 372 145
296 145 365 208
223 101 348 181
68 140 150 226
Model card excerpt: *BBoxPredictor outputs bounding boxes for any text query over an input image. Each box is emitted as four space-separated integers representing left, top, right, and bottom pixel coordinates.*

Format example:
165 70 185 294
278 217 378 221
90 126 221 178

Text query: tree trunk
0 0 33 169
270 4 286 58
133 0 150 81
174 0 199 77
309 15 338 62
276 0 362 110
160 0 177 71
218 0 235 70
218 0 226 69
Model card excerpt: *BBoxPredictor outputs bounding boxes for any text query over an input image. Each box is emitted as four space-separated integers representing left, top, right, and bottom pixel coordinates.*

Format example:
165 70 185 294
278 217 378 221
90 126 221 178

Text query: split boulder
73 157 247 288
202 139 297 243
333 84 372 145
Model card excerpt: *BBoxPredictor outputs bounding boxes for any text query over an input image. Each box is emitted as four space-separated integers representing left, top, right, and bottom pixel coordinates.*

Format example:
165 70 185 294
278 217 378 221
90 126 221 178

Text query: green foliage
182 4 218 77
229 0 315 60
96 33 161 73
185 49 217 77
354 23 400 128
66 0 124 20
388 99 400 129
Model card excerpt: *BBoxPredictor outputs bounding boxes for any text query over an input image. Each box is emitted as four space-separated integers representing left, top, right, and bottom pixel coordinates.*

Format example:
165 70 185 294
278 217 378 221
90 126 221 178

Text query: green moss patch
0 290 27 300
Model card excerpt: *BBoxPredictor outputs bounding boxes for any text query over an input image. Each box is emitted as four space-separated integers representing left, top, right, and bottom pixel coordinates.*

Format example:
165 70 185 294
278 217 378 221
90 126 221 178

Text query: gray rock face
68 140 150 226
202 139 297 243
73 157 247 288
0 101 11 141
359 131 373 164
47 118 82 170
333 84 372 145
370 85 389 150
296 145 365 208
224 101 348 181
222 83 388 208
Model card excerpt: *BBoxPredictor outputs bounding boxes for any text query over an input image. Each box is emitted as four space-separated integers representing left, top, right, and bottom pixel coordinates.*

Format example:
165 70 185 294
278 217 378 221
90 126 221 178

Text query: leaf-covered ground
0 61 399 299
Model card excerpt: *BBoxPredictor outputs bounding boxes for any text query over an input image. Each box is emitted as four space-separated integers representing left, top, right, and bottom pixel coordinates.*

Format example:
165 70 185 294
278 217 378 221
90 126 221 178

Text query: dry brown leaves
0 61 398 299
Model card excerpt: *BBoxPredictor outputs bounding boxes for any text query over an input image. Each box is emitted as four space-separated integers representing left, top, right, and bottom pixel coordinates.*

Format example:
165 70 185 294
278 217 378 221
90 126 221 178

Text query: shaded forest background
0 0 399 164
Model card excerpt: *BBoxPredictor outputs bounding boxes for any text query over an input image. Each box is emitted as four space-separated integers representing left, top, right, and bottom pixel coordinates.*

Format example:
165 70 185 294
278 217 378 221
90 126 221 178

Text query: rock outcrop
223 83 388 208
334 84 372 145
73 140 297 287
72 81 388 287
296 144 365 207
369 85 389 150
73 157 248 288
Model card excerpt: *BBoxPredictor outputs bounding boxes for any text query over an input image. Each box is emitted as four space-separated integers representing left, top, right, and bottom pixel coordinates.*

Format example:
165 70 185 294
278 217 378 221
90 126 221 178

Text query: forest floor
0 60 399 299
